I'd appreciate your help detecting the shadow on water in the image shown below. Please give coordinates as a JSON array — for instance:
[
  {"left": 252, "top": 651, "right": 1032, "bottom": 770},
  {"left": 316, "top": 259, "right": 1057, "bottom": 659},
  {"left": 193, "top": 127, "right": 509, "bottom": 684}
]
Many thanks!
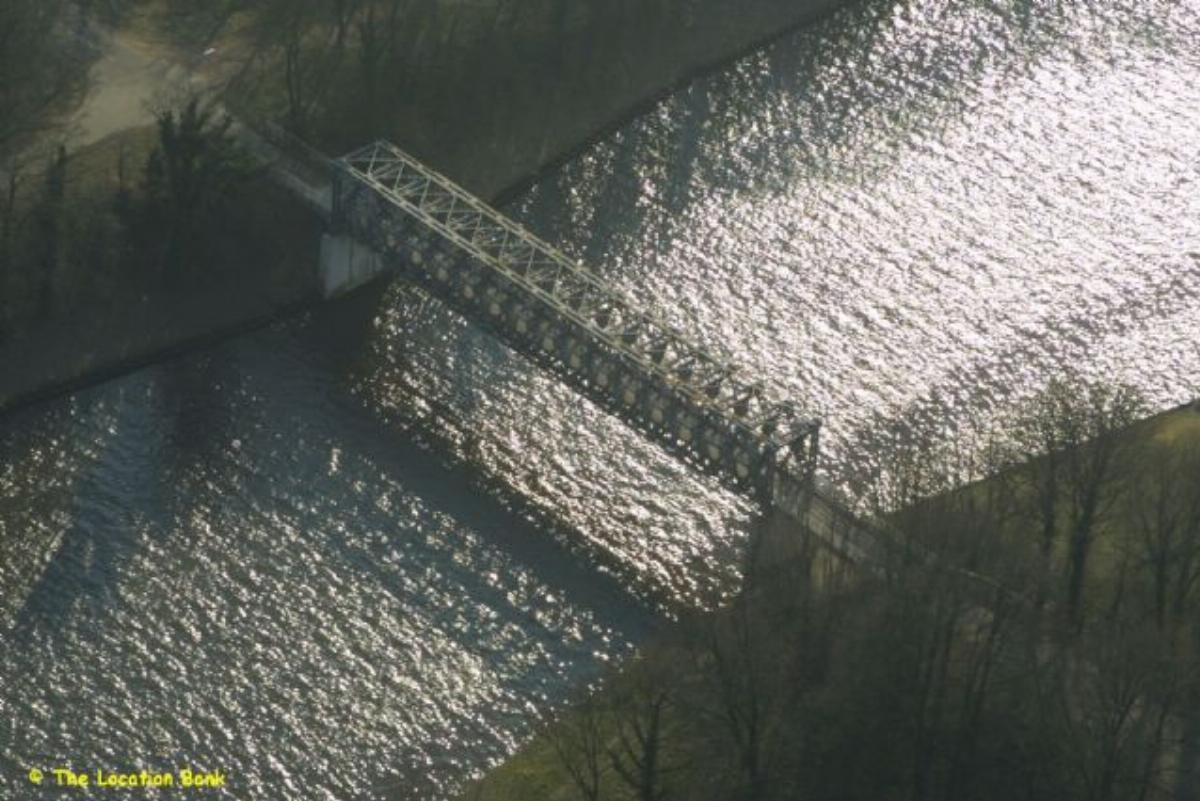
[
  {"left": 10, "top": 390, "right": 159, "bottom": 632},
  {"left": 834, "top": 262, "right": 1200, "bottom": 494},
  {"left": 313, "top": 275, "right": 397, "bottom": 365},
  {"left": 0, "top": 400, "right": 88, "bottom": 628},
  {"left": 533, "top": 0, "right": 1196, "bottom": 219},
  {"left": 273, "top": 296, "right": 660, "bottom": 630},
  {"left": 9, "top": 351, "right": 245, "bottom": 633},
  {"left": 664, "top": 82, "right": 712, "bottom": 213},
  {"left": 580, "top": 127, "right": 644, "bottom": 266},
  {"left": 2, "top": 290, "right": 655, "bottom": 801},
  {"left": 1, "top": 284, "right": 380, "bottom": 634},
  {"left": 328, "top": 403, "right": 655, "bottom": 638}
]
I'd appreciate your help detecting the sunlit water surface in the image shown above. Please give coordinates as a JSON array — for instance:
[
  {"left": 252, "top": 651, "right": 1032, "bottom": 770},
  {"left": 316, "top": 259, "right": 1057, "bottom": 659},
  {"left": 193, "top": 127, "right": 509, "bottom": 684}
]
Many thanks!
[{"left": 4, "top": 0, "right": 1200, "bottom": 798}]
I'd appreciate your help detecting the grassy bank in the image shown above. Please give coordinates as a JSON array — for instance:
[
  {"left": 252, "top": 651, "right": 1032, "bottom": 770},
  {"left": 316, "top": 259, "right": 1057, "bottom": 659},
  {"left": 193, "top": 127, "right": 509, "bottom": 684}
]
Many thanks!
[
  {"left": 1, "top": 0, "right": 852, "bottom": 415},
  {"left": 0, "top": 122, "right": 322, "bottom": 413},
  {"left": 201, "top": 0, "right": 850, "bottom": 200},
  {"left": 460, "top": 397, "right": 1200, "bottom": 801}
]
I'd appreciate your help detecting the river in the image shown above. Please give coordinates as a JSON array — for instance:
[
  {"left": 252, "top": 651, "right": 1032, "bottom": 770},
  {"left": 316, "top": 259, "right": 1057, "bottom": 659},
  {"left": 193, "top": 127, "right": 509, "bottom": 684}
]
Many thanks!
[{"left": 3, "top": 0, "right": 1199, "bottom": 798}]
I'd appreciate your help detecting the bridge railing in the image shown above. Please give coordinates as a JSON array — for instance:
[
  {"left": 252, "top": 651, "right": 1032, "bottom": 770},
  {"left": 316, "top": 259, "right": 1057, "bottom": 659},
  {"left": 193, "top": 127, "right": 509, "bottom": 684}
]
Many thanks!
[
  {"left": 221, "top": 98, "right": 333, "bottom": 191},
  {"left": 335, "top": 140, "right": 821, "bottom": 486},
  {"left": 331, "top": 141, "right": 1026, "bottom": 607}
]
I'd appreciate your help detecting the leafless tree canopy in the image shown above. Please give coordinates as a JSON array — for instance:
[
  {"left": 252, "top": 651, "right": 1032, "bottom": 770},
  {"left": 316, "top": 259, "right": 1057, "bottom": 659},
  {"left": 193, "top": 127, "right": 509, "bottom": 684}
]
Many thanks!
[
  {"left": 521, "top": 379, "right": 1200, "bottom": 801},
  {"left": 0, "top": 0, "right": 89, "bottom": 162}
]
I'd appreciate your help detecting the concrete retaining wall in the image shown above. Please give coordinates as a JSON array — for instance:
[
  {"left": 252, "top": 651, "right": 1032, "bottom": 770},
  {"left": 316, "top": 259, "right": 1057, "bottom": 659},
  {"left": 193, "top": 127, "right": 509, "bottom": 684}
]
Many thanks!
[{"left": 319, "top": 234, "right": 388, "bottom": 299}]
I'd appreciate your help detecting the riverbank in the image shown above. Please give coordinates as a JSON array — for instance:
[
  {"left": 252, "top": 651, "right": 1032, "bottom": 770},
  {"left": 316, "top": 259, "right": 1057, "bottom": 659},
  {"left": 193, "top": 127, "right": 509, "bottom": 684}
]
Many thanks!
[
  {"left": 385, "top": 0, "right": 853, "bottom": 202},
  {"left": 0, "top": 0, "right": 852, "bottom": 417},
  {"left": 0, "top": 125, "right": 323, "bottom": 415},
  {"left": 460, "top": 399, "right": 1200, "bottom": 801}
]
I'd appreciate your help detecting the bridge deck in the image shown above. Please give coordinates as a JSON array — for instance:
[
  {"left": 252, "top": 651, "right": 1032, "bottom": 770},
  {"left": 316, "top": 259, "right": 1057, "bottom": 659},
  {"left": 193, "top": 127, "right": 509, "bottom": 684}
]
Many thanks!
[{"left": 335, "top": 140, "right": 819, "bottom": 497}]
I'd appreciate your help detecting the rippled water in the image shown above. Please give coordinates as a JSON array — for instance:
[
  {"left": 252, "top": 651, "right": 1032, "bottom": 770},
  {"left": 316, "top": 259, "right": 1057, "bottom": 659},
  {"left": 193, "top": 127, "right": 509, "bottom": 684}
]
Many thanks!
[
  {"left": 363, "top": 0, "right": 1200, "bottom": 601},
  {"left": 0, "top": 324, "right": 649, "bottom": 800},
  {"left": 4, "top": 0, "right": 1200, "bottom": 798}
]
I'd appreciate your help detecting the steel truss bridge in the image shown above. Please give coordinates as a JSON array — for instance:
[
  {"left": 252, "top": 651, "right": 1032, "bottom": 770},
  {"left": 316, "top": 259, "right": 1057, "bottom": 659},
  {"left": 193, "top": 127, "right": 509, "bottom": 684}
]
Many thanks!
[{"left": 333, "top": 140, "right": 820, "bottom": 500}]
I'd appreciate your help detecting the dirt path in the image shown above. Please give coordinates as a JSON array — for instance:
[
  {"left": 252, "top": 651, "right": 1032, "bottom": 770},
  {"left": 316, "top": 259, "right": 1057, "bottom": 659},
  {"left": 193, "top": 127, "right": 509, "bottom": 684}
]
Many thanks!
[{"left": 65, "top": 18, "right": 237, "bottom": 150}]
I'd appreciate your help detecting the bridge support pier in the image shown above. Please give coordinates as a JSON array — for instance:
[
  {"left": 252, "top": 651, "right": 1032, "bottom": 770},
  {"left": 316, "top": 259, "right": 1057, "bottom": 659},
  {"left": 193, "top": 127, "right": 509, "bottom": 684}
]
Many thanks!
[
  {"left": 319, "top": 234, "right": 388, "bottom": 298},
  {"left": 745, "top": 504, "right": 814, "bottom": 592},
  {"left": 744, "top": 488, "right": 858, "bottom": 597}
]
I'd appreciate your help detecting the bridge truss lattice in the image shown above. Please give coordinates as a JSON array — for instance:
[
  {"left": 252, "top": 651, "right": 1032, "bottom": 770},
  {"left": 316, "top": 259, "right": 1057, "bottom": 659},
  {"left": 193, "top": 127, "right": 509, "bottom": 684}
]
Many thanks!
[{"left": 335, "top": 140, "right": 819, "bottom": 497}]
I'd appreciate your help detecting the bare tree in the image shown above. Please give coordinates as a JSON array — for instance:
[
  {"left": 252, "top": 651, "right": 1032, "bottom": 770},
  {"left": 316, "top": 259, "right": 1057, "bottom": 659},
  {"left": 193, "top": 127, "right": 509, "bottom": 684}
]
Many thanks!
[
  {"left": 0, "top": 158, "right": 28, "bottom": 332},
  {"left": 550, "top": 688, "right": 607, "bottom": 801},
  {"left": 1059, "top": 380, "right": 1145, "bottom": 622},
  {"left": 1169, "top": 443, "right": 1200, "bottom": 620},
  {"left": 1049, "top": 622, "right": 1187, "bottom": 801},
  {"left": 691, "top": 590, "right": 806, "bottom": 801},
  {"left": 328, "top": 0, "right": 365, "bottom": 52},
  {"left": 608, "top": 654, "right": 677, "bottom": 801},
  {"left": 1124, "top": 441, "right": 1200, "bottom": 628},
  {"left": 0, "top": 0, "right": 88, "bottom": 161},
  {"left": 1008, "top": 379, "right": 1078, "bottom": 594},
  {"left": 242, "top": 0, "right": 343, "bottom": 136},
  {"left": 1009, "top": 375, "right": 1145, "bottom": 622}
]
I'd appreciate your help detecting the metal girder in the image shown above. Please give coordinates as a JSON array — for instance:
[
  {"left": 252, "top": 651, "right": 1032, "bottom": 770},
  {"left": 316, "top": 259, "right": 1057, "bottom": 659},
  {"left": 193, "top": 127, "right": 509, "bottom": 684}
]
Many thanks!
[{"left": 336, "top": 140, "right": 820, "bottom": 481}]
